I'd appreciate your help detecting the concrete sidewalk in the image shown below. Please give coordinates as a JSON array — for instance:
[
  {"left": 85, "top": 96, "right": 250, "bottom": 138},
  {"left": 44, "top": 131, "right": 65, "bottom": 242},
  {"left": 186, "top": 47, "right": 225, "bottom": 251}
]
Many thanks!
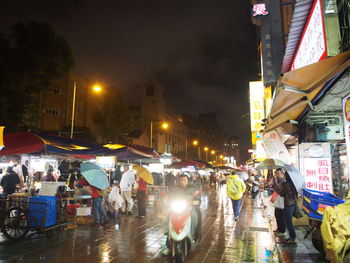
[{"left": 259, "top": 195, "right": 327, "bottom": 263}]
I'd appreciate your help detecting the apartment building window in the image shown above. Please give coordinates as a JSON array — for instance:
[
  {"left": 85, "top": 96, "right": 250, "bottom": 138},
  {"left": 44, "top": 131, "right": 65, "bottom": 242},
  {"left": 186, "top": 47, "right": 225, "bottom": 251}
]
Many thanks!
[
  {"left": 43, "top": 108, "right": 61, "bottom": 117},
  {"left": 146, "top": 85, "right": 155, "bottom": 96},
  {"left": 48, "top": 87, "right": 61, "bottom": 95}
]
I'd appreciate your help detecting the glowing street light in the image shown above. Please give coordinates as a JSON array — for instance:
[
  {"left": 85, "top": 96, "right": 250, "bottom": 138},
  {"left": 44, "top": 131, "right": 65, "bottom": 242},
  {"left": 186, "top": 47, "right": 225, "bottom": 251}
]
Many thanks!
[
  {"left": 161, "top": 122, "right": 169, "bottom": 130},
  {"left": 192, "top": 140, "right": 198, "bottom": 146},
  {"left": 150, "top": 121, "right": 169, "bottom": 148},
  {"left": 92, "top": 83, "right": 103, "bottom": 93},
  {"left": 204, "top": 147, "right": 209, "bottom": 162},
  {"left": 71, "top": 82, "right": 103, "bottom": 138}
]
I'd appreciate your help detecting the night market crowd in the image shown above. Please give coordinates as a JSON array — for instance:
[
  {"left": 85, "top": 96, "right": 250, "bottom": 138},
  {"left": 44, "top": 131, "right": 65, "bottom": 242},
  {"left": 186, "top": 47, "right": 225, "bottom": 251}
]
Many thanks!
[{"left": 0, "top": 162, "right": 299, "bottom": 248}]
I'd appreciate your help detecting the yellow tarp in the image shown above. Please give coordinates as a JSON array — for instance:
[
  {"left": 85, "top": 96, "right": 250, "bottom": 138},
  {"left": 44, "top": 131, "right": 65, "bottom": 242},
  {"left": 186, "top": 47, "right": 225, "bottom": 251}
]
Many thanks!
[
  {"left": 321, "top": 191, "right": 350, "bottom": 263},
  {"left": 265, "top": 51, "right": 350, "bottom": 131}
]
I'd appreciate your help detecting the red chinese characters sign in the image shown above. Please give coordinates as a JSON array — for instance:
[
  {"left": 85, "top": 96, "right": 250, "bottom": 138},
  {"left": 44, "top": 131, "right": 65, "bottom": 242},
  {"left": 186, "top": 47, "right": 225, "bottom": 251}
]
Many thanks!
[
  {"left": 299, "top": 143, "right": 333, "bottom": 193},
  {"left": 303, "top": 158, "right": 332, "bottom": 192}
]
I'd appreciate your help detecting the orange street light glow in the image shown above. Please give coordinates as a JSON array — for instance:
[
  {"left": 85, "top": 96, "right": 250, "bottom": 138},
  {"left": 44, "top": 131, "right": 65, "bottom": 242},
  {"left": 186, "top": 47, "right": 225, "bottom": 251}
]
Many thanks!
[
  {"left": 192, "top": 140, "right": 198, "bottom": 146},
  {"left": 161, "top": 122, "right": 169, "bottom": 129},
  {"left": 92, "top": 84, "right": 102, "bottom": 93}
]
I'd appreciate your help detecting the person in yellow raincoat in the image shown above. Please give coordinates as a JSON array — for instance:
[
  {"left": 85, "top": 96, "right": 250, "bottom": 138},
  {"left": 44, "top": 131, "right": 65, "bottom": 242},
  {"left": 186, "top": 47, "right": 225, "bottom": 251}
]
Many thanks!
[
  {"left": 227, "top": 172, "right": 246, "bottom": 221},
  {"left": 321, "top": 191, "right": 350, "bottom": 263}
]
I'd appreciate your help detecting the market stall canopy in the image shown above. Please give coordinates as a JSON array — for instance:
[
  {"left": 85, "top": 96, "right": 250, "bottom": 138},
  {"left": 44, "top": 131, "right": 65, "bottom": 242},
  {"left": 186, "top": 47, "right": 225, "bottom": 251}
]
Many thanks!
[
  {"left": 170, "top": 159, "right": 205, "bottom": 169},
  {"left": 102, "top": 144, "right": 159, "bottom": 161},
  {"left": 265, "top": 51, "right": 350, "bottom": 131},
  {"left": 0, "top": 131, "right": 106, "bottom": 157},
  {"left": 0, "top": 126, "right": 4, "bottom": 147}
]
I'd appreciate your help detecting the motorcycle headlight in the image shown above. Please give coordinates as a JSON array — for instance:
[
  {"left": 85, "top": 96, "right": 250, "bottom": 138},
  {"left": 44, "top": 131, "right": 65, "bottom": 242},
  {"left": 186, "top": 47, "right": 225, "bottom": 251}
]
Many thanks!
[{"left": 171, "top": 200, "right": 188, "bottom": 214}]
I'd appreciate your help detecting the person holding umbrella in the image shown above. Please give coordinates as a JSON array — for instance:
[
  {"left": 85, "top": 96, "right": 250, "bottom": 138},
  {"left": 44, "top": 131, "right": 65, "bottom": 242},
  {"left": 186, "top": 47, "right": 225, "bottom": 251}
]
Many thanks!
[
  {"left": 278, "top": 171, "right": 298, "bottom": 246},
  {"left": 80, "top": 162, "right": 110, "bottom": 227},
  {"left": 133, "top": 165, "right": 154, "bottom": 218},
  {"left": 135, "top": 176, "right": 148, "bottom": 218}
]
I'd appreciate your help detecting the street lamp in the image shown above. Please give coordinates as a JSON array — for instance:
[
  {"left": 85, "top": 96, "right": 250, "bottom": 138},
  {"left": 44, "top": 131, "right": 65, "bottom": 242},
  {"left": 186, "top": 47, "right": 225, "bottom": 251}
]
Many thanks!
[
  {"left": 192, "top": 140, "right": 201, "bottom": 160},
  {"left": 150, "top": 121, "right": 169, "bottom": 148},
  {"left": 204, "top": 147, "right": 209, "bottom": 162},
  {"left": 92, "top": 83, "right": 102, "bottom": 93},
  {"left": 219, "top": 155, "right": 224, "bottom": 164},
  {"left": 70, "top": 82, "right": 102, "bottom": 138}
]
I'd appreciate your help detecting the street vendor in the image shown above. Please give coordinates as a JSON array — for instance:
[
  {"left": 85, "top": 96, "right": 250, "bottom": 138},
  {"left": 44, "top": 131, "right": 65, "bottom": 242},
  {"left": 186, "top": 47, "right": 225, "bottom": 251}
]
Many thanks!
[{"left": 1, "top": 166, "right": 20, "bottom": 196}]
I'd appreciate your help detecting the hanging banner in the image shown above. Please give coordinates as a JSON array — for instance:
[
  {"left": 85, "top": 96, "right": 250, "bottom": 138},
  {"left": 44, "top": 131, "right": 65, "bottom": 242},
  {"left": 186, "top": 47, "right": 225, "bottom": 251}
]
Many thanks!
[
  {"left": 299, "top": 143, "right": 333, "bottom": 193},
  {"left": 262, "top": 130, "right": 292, "bottom": 164},
  {"left": 342, "top": 94, "right": 350, "bottom": 182}
]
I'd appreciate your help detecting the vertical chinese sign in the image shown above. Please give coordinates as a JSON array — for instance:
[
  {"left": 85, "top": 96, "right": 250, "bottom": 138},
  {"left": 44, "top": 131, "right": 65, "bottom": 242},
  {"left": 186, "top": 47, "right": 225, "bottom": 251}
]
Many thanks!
[
  {"left": 299, "top": 143, "right": 333, "bottom": 193},
  {"left": 342, "top": 94, "right": 350, "bottom": 182},
  {"left": 249, "top": 81, "right": 265, "bottom": 147}
]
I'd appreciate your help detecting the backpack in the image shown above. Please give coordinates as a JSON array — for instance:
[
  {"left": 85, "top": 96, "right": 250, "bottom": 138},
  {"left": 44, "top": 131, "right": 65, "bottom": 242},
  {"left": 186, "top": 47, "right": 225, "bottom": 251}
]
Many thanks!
[{"left": 98, "top": 188, "right": 109, "bottom": 198}]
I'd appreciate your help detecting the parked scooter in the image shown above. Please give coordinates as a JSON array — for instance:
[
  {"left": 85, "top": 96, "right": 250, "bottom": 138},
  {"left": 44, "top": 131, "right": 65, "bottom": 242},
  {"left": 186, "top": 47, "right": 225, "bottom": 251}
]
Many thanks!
[
  {"left": 247, "top": 176, "right": 260, "bottom": 199},
  {"left": 167, "top": 197, "right": 200, "bottom": 263}
]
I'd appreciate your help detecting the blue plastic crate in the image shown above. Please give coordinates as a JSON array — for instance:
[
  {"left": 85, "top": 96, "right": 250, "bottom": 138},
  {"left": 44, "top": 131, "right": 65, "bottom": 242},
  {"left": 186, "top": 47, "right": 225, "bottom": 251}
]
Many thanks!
[
  {"left": 302, "top": 189, "right": 344, "bottom": 220},
  {"left": 28, "top": 196, "right": 56, "bottom": 228}
]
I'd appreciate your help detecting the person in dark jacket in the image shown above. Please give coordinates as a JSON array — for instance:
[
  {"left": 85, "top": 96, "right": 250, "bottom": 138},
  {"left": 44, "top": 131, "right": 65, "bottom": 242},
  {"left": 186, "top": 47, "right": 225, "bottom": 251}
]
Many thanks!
[
  {"left": 273, "top": 169, "right": 286, "bottom": 237},
  {"left": 278, "top": 171, "right": 297, "bottom": 246},
  {"left": 1, "top": 166, "right": 20, "bottom": 196}
]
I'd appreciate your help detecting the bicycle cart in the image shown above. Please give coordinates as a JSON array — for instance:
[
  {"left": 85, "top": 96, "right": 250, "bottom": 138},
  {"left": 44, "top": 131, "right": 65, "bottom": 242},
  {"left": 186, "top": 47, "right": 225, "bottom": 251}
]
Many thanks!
[{"left": 0, "top": 191, "right": 68, "bottom": 241}]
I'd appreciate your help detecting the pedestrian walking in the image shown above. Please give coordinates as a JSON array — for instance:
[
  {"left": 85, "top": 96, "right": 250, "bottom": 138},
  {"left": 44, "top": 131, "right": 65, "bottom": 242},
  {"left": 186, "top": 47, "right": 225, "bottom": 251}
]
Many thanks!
[
  {"left": 90, "top": 185, "right": 109, "bottom": 226},
  {"left": 120, "top": 164, "right": 135, "bottom": 215},
  {"left": 227, "top": 171, "right": 246, "bottom": 221},
  {"left": 278, "top": 171, "right": 297, "bottom": 246},
  {"left": 136, "top": 177, "right": 147, "bottom": 218}
]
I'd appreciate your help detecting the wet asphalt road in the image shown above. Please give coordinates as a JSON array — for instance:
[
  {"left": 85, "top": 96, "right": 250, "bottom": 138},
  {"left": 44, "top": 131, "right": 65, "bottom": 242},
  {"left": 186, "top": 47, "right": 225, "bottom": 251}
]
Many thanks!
[{"left": 0, "top": 187, "right": 284, "bottom": 262}]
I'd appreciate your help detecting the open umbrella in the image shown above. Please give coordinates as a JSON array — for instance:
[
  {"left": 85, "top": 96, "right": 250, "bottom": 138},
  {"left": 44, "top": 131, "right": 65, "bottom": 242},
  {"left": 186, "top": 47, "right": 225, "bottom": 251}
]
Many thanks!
[
  {"left": 80, "top": 162, "right": 109, "bottom": 190},
  {"left": 256, "top": 158, "right": 285, "bottom": 170},
  {"left": 133, "top": 165, "right": 154, "bottom": 185},
  {"left": 284, "top": 164, "right": 305, "bottom": 192}
]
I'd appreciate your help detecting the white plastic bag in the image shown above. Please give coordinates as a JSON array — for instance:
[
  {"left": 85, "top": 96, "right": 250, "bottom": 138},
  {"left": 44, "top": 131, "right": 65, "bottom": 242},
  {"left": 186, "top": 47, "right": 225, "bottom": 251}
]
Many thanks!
[
  {"left": 274, "top": 195, "right": 284, "bottom": 209},
  {"left": 108, "top": 186, "right": 124, "bottom": 209}
]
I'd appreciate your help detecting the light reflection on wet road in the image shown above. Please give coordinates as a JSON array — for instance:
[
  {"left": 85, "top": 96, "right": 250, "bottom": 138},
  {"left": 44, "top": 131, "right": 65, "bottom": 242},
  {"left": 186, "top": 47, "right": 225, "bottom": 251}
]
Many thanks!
[{"left": 0, "top": 187, "right": 280, "bottom": 263}]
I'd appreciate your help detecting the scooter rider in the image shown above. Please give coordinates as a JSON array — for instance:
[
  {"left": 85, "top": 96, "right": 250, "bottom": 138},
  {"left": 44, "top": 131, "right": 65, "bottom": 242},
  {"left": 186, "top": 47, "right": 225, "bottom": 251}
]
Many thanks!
[
  {"left": 162, "top": 173, "right": 202, "bottom": 255},
  {"left": 172, "top": 173, "right": 202, "bottom": 241}
]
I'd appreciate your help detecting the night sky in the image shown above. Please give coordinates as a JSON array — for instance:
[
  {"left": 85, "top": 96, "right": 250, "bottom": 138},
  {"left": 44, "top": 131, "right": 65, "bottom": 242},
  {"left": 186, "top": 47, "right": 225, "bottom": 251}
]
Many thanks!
[{"left": 1, "top": 0, "right": 259, "bottom": 160}]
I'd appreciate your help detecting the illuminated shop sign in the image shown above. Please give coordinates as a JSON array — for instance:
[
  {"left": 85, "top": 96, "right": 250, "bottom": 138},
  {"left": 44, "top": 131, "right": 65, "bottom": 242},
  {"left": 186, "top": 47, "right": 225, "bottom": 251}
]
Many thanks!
[
  {"left": 253, "top": 4, "right": 269, "bottom": 16},
  {"left": 299, "top": 143, "right": 333, "bottom": 193},
  {"left": 291, "top": 0, "right": 327, "bottom": 70},
  {"left": 250, "top": 81, "right": 265, "bottom": 145}
]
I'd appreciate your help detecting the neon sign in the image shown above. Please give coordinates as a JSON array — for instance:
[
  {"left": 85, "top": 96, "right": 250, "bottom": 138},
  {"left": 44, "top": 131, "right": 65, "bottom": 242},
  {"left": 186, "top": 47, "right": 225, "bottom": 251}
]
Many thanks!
[{"left": 253, "top": 4, "right": 269, "bottom": 16}]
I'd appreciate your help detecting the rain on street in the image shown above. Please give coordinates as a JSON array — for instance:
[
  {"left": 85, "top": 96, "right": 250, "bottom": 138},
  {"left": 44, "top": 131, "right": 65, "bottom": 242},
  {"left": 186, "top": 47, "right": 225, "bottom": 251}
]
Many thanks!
[{"left": 0, "top": 187, "right": 279, "bottom": 263}]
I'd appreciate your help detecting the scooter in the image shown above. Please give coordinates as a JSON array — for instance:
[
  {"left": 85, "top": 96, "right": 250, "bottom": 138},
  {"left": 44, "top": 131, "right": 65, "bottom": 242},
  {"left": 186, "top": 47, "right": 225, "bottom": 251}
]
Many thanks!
[{"left": 167, "top": 198, "right": 200, "bottom": 263}]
